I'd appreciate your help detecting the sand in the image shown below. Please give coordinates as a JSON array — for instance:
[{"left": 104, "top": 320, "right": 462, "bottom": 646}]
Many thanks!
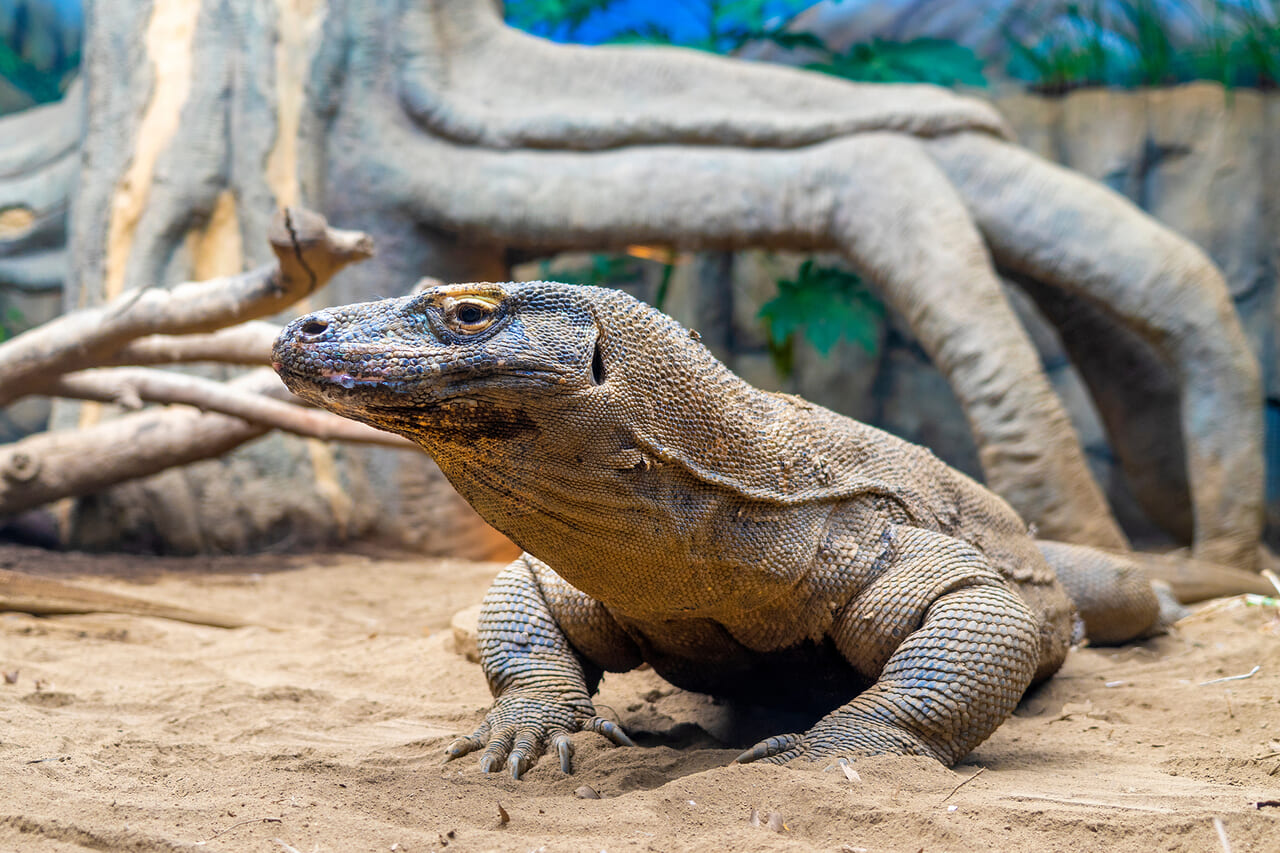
[{"left": 0, "top": 543, "right": 1277, "bottom": 852}]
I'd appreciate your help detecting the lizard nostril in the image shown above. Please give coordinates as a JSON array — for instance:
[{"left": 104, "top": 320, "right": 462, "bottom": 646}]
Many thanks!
[{"left": 300, "top": 318, "right": 329, "bottom": 339}]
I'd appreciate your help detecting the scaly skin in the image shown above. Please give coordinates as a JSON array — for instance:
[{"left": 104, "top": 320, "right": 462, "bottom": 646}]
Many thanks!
[{"left": 273, "top": 280, "right": 1168, "bottom": 777}]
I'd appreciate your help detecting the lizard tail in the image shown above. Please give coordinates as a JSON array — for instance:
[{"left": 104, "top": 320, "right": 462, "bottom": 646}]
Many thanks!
[
  {"left": 1035, "top": 541, "right": 1275, "bottom": 647},
  {"left": 1036, "top": 540, "right": 1163, "bottom": 645}
]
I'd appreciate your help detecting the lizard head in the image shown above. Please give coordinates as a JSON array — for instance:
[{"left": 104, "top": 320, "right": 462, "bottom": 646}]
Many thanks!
[{"left": 271, "top": 280, "right": 605, "bottom": 446}]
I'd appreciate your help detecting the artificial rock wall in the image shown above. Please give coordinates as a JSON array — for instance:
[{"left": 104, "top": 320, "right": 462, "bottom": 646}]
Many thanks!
[
  {"left": 3, "top": 82, "right": 1276, "bottom": 550},
  {"left": 566, "top": 83, "right": 1280, "bottom": 549}
]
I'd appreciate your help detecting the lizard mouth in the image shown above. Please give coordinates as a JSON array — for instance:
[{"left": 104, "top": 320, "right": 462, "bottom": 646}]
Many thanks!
[
  {"left": 271, "top": 362, "right": 389, "bottom": 410},
  {"left": 274, "top": 355, "right": 568, "bottom": 408},
  {"left": 312, "top": 367, "right": 391, "bottom": 390}
]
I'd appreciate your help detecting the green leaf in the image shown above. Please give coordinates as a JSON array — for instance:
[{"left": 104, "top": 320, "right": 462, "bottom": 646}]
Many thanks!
[
  {"left": 806, "top": 38, "right": 987, "bottom": 87},
  {"left": 1004, "top": 0, "right": 1280, "bottom": 93},
  {"left": 540, "top": 253, "right": 642, "bottom": 288},
  {"left": 503, "top": 0, "right": 616, "bottom": 37},
  {"left": 0, "top": 305, "right": 26, "bottom": 343},
  {"left": 0, "top": 40, "right": 71, "bottom": 104},
  {"left": 758, "top": 261, "right": 884, "bottom": 376}
]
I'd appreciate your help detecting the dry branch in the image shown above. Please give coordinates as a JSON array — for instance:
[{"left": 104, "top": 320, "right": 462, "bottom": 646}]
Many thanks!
[
  {"left": 101, "top": 322, "right": 281, "bottom": 366},
  {"left": 0, "top": 370, "right": 415, "bottom": 518},
  {"left": 0, "top": 374, "right": 274, "bottom": 516},
  {"left": 47, "top": 366, "right": 413, "bottom": 448},
  {"left": 0, "top": 568, "right": 248, "bottom": 628},
  {"left": 0, "top": 207, "right": 371, "bottom": 407},
  {"left": 0, "top": 207, "right": 389, "bottom": 520}
]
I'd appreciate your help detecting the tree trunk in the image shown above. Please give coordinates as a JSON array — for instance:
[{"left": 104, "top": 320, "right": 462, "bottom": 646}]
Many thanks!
[{"left": 60, "top": 0, "right": 513, "bottom": 559}]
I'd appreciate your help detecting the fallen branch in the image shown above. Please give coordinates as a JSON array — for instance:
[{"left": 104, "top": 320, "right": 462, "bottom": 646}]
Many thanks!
[
  {"left": 939, "top": 766, "right": 986, "bottom": 804},
  {"left": 0, "top": 207, "right": 371, "bottom": 407},
  {"left": 0, "top": 371, "right": 415, "bottom": 518},
  {"left": 101, "top": 322, "right": 281, "bottom": 366},
  {"left": 47, "top": 367, "right": 414, "bottom": 448},
  {"left": 1199, "top": 666, "right": 1261, "bottom": 686},
  {"left": 0, "top": 568, "right": 248, "bottom": 628},
  {"left": 0, "top": 380, "right": 271, "bottom": 516}
]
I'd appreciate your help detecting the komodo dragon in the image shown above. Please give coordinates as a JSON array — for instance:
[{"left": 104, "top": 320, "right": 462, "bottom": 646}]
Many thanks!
[{"left": 273, "top": 280, "right": 1189, "bottom": 777}]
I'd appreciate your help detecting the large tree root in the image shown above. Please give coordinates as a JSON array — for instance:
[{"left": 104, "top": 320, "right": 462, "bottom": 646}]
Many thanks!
[
  {"left": 927, "top": 135, "right": 1263, "bottom": 569},
  {"left": 301, "top": 1, "right": 1262, "bottom": 564},
  {"left": 372, "top": 126, "right": 1128, "bottom": 548}
]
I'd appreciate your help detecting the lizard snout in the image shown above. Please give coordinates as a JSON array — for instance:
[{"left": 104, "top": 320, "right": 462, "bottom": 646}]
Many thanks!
[{"left": 272, "top": 312, "right": 339, "bottom": 378}]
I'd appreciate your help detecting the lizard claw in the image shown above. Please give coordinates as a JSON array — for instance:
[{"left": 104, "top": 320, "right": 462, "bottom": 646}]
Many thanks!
[
  {"left": 507, "top": 751, "right": 530, "bottom": 780},
  {"left": 584, "top": 716, "right": 635, "bottom": 747},
  {"left": 554, "top": 733, "right": 574, "bottom": 773},
  {"left": 735, "top": 732, "right": 803, "bottom": 765},
  {"left": 443, "top": 730, "right": 488, "bottom": 763},
  {"left": 505, "top": 726, "right": 543, "bottom": 779},
  {"left": 444, "top": 693, "right": 631, "bottom": 777},
  {"left": 479, "top": 729, "right": 517, "bottom": 773}
]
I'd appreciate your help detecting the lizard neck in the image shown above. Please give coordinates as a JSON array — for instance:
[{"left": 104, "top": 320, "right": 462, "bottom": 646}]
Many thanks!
[{"left": 415, "top": 409, "right": 827, "bottom": 622}]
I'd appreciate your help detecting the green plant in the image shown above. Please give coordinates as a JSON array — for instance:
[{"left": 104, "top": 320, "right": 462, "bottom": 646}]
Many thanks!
[
  {"left": 1008, "top": 0, "right": 1280, "bottom": 93},
  {"left": 0, "top": 305, "right": 25, "bottom": 343},
  {"left": 537, "top": 253, "right": 641, "bottom": 289},
  {"left": 1121, "top": 0, "right": 1180, "bottom": 85},
  {"left": 805, "top": 37, "right": 987, "bottom": 86},
  {"left": 0, "top": 38, "right": 74, "bottom": 104},
  {"left": 1006, "top": 2, "right": 1128, "bottom": 92},
  {"left": 0, "top": 0, "right": 81, "bottom": 107},
  {"left": 503, "top": 0, "right": 616, "bottom": 39},
  {"left": 537, "top": 251, "right": 679, "bottom": 311},
  {"left": 758, "top": 260, "right": 884, "bottom": 377},
  {"left": 1217, "top": 0, "right": 1279, "bottom": 88}
]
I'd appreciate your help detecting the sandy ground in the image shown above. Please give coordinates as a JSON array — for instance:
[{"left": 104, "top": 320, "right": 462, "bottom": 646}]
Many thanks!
[{"left": 0, "top": 543, "right": 1277, "bottom": 853}]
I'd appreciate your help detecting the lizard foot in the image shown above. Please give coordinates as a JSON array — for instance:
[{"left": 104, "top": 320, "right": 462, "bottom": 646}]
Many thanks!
[
  {"left": 735, "top": 732, "right": 804, "bottom": 765},
  {"left": 735, "top": 715, "right": 940, "bottom": 765},
  {"left": 444, "top": 690, "right": 634, "bottom": 779}
]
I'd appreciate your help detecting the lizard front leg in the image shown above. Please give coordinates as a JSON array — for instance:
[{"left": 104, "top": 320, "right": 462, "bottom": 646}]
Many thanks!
[
  {"left": 739, "top": 526, "right": 1041, "bottom": 766},
  {"left": 447, "top": 554, "right": 642, "bottom": 778}
]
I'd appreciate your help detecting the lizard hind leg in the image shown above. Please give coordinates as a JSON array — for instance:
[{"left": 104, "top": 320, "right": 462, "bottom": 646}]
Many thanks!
[
  {"left": 739, "top": 525, "right": 1043, "bottom": 767},
  {"left": 1036, "top": 540, "right": 1179, "bottom": 645}
]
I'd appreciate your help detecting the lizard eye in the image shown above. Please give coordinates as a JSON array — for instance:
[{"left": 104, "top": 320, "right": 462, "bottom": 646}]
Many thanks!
[{"left": 448, "top": 299, "right": 497, "bottom": 333}]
